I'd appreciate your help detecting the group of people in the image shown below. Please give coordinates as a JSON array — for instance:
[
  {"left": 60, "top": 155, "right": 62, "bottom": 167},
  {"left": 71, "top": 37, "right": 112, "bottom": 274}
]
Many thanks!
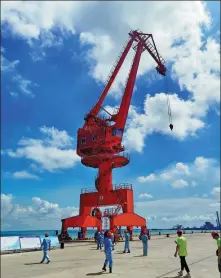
[{"left": 39, "top": 229, "right": 221, "bottom": 276}]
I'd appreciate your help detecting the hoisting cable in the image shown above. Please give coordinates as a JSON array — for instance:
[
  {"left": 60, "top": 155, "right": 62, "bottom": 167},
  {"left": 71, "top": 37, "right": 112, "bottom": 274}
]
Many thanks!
[{"left": 164, "top": 75, "right": 173, "bottom": 131}]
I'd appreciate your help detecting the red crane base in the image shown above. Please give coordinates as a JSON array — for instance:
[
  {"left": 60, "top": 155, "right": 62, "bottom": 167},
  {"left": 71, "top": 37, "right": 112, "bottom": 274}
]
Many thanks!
[{"left": 61, "top": 185, "right": 146, "bottom": 239}]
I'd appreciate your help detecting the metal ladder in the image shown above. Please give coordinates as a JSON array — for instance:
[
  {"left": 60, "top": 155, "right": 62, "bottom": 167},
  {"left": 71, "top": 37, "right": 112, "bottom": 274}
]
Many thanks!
[
  {"left": 104, "top": 36, "right": 131, "bottom": 86},
  {"left": 145, "top": 40, "right": 165, "bottom": 65}
]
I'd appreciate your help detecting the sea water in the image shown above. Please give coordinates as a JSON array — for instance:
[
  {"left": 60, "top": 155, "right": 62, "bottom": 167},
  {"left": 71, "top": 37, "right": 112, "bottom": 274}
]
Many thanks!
[{"left": 0, "top": 229, "right": 203, "bottom": 238}]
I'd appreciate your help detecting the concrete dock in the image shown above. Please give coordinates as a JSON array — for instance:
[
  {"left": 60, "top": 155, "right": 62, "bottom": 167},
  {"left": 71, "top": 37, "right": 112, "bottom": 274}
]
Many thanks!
[{"left": 1, "top": 234, "right": 219, "bottom": 278}]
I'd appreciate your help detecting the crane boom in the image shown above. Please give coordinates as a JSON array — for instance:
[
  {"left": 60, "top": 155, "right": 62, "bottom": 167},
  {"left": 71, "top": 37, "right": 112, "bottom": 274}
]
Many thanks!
[
  {"left": 115, "top": 40, "right": 143, "bottom": 129},
  {"left": 87, "top": 37, "right": 134, "bottom": 118},
  {"left": 86, "top": 31, "right": 167, "bottom": 122}
]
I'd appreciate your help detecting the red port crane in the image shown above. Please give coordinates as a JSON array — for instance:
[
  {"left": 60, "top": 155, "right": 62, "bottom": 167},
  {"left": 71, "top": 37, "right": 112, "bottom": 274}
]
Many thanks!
[{"left": 61, "top": 30, "right": 173, "bottom": 239}]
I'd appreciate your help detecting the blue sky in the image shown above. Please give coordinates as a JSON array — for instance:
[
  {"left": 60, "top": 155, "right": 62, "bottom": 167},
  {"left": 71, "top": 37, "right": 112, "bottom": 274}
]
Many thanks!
[{"left": 1, "top": 1, "right": 220, "bottom": 231}]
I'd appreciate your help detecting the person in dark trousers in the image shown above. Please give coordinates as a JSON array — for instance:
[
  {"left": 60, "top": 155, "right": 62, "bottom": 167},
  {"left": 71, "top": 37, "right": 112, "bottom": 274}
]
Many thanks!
[
  {"left": 174, "top": 229, "right": 191, "bottom": 277},
  {"left": 96, "top": 232, "right": 102, "bottom": 250},
  {"left": 211, "top": 232, "right": 221, "bottom": 273},
  {"left": 139, "top": 230, "right": 148, "bottom": 256},
  {"left": 123, "top": 229, "right": 131, "bottom": 253}
]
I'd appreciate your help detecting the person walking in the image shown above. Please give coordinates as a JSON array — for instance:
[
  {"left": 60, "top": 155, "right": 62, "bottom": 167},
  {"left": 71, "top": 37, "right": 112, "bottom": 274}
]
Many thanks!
[
  {"left": 174, "top": 229, "right": 191, "bottom": 277},
  {"left": 123, "top": 229, "right": 131, "bottom": 253},
  {"left": 102, "top": 231, "right": 114, "bottom": 273},
  {"left": 40, "top": 233, "right": 51, "bottom": 264},
  {"left": 211, "top": 231, "right": 221, "bottom": 273},
  {"left": 96, "top": 232, "right": 102, "bottom": 250},
  {"left": 139, "top": 230, "right": 148, "bottom": 256}
]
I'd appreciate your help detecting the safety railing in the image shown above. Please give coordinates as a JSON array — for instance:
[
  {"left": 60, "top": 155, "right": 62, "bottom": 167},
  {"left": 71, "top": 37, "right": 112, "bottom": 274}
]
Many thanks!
[
  {"left": 81, "top": 188, "right": 97, "bottom": 194},
  {"left": 103, "top": 208, "right": 116, "bottom": 217},
  {"left": 120, "top": 152, "right": 130, "bottom": 160},
  {"left": 113, "top": 183, "right": 132, "bottom": 190}
]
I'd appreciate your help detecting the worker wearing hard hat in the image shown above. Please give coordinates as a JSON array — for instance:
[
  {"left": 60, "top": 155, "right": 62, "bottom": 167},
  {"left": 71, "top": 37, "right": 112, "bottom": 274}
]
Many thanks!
[
  {"left": 211, "top": 232, "right": 221, "bottom": 273},
  {"left": 123, "top": 229, "right": 131, "bottom": 253},
  {"left": 139, "top": 230, "right": 148, "bottom": 256},
  {"left": 40, "top": 233, "right": 51, "bottom": 264},
  {"left": 102, "top": 231, "right": 114, "bottom": 273},
  {"left": 96, "top": 232, "right": 102, "bottom": 250},
  {"left": 174, "top": 230, "right": 191, "bottom": 277}
]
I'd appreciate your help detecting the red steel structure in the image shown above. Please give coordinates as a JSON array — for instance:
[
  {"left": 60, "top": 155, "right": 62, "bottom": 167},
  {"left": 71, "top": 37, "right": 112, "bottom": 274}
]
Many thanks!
[{"left": 61, "top": 30, "right": 173, "bottom": 239}]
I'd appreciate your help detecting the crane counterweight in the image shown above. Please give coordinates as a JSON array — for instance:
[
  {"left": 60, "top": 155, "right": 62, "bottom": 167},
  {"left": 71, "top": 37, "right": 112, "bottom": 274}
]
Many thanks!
[{"left": 61, "top": 30, "right": 173, "bottom": 239}]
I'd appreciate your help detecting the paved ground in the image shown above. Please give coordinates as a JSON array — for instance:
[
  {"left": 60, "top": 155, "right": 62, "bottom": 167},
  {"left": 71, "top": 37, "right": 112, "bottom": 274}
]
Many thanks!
[{"left": 1, "top": 234, "right": 219, "bottom": 278}]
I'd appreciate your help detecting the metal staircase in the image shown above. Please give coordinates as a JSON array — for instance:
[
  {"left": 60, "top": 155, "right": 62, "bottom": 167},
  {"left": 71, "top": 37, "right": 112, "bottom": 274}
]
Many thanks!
[{"left": 104, "top": 37, "right": 131, "bottom": 86}]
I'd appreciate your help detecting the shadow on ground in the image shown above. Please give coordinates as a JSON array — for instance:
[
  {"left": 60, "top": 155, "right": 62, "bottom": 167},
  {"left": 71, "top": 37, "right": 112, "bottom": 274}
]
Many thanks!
[
  {"left": 86, "top": 271, "right": 108, "bottom": 276},
  {"left": 24, "top": 263, "right": 42, "bottom": 265},
  {"left": 156, "top": 254, "right": 215, "bottom": 278},
  {"left": 162, "top": 276, "right": 180, "bottom": 278}
]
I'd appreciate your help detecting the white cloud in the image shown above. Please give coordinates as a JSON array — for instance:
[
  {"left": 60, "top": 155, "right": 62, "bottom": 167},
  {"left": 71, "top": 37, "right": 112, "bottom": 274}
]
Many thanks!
[
  {"left": 9, "top": 92, "right": 18, "bottom": 97},
  {"left": 171, "top": 179, "right": 189, "bottom": 189},
  {"left": 137, "top": 173, "right": 156, "bottom": 183},
  {"left": 12, "top": 170, "right": 40, "bottom": 180},
  {"left": 176, "top": 162, "right": 190, "bottom": 176},
  {"left": 1, "top": 191, "right": 219, "bottom": 230},
  {"left": 39, "top": 126, "right": 73, "bottom": 148},
  {"left": 161, "top": 214, "right": 216, "bottom": 223},
  {"left": 1, "top": 2, "right": 220, "bottom": 151},
  {"left": 138, "top": 193, "right": 153, "bottom": 199},
  {"left": 191, "top": 181, "right": 197, "bottom": 187},
  {"left": 3, "top": 126, "right": 80, "bottom": 172},
  {"left": 135, "top": 197, "right": 218, "bottom": 228},
  {"left": 211, "top": 187, "right": 220, "bottom": 199},
  {"left": 1, "top": 49, "right": 36, "bottom": 97},
  {"left": 209, "top": 203, "right": 220, "bottom": 208},
  {"left": 194, "top": 156, "right": 211, "bottom": 170},
  {"left": 1, "top": 56, "right": 20, "bottom": 72},
  {"left": 1, "top": 193, "right": 79, "bottom": 230},
  {"left": 215, "top": 108, "right": 220, "bottom": 116},
  {"left": 1, "top": 194, "right": 13, "bottom": 219},
  {"left": 12, "top": 74, "right": 36, "bottom": 97},
  {"left": 137, "top": 156, "right": 220, "bottom": 190}
]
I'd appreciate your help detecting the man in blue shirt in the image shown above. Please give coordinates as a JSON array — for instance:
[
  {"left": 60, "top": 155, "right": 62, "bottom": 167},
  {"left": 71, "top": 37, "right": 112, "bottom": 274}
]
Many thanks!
[
  {"left": 139, "top": 230, "right": 148, "bottom": 256},
  {"left": 96, "top": 232, "right": 102, "bottom": 250},
  {"left": 123, "top": 229, "right": 131, "bottom": 253},
  {"left": 40, "top": 233, "right": 51, "bottom": 264},
  {"left": 102, "top": 231, "right": 114, "bottom": 273}
]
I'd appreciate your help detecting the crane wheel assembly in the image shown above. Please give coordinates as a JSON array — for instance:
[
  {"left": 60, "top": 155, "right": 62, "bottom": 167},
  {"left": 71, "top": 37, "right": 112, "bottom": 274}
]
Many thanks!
[{"left": 61, "top": 30, "right": 173, "bottom": 240}]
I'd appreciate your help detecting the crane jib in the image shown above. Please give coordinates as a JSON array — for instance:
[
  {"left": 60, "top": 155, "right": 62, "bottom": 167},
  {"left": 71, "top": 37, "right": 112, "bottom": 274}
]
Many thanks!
[{"left": 85, "top": 30, "right": 173, "bottom": 132}]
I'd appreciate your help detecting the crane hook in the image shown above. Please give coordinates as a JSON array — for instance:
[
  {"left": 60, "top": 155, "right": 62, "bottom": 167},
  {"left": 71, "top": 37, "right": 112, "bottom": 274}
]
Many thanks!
[{"left": 169, "top": 124, "right": 173, "bottom": 131}]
